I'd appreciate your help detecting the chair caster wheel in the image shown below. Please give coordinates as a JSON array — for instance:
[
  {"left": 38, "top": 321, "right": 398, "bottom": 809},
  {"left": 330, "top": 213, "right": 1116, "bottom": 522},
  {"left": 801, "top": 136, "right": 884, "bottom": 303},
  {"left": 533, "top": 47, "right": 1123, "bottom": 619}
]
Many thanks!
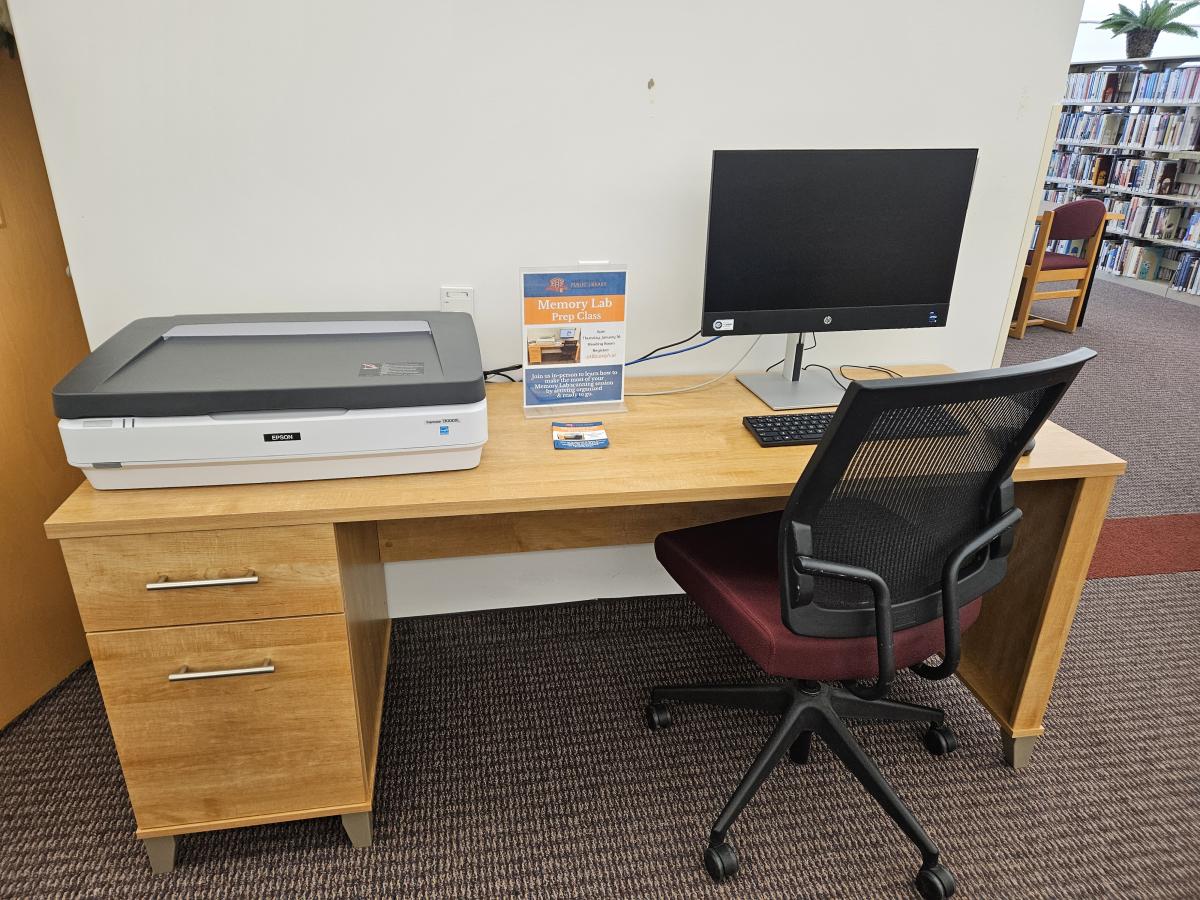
[
  {"left": 923, "top": 724, "right": 957, "bottom": 756},
  {"left": 915, "top": 863, "right": 956, "bottom": 899},
  {"left": 703, "top": 842, "right": 739, "bottom": 883},
  {"left": 645, "top": 702, "right": 672, "bottom": 730}
]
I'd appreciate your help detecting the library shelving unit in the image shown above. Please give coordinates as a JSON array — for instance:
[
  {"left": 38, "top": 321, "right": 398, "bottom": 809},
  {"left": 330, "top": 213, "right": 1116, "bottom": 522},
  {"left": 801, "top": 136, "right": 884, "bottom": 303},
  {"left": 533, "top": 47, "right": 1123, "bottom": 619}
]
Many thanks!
[{"left": 1047, "top": 53, "right": 1200, "bottom": 295}]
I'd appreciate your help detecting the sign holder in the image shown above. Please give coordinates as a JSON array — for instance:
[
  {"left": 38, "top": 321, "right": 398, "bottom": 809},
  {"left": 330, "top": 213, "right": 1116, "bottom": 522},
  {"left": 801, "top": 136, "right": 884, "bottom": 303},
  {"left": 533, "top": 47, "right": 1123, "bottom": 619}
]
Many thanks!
[{"left": 520, "top": 265, "right": 628, "bottom": 419}]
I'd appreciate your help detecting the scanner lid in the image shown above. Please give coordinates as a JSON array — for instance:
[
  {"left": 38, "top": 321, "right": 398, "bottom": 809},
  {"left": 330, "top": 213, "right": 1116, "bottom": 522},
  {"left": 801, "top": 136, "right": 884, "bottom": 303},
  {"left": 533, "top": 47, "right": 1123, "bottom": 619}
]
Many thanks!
[{"left": 53, "top": 311, "right": 485, "bottom": 418}]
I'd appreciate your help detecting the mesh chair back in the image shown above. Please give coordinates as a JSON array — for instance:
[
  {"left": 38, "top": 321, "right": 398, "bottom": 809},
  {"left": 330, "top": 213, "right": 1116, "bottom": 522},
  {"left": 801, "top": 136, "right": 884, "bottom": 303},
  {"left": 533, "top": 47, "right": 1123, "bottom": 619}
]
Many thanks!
[
  {"left": 1047, "top": 198, "right": 1106, "bottom": 241},
  {"left": 778, "top": 349, "right": 1095, "bottom": 638}
]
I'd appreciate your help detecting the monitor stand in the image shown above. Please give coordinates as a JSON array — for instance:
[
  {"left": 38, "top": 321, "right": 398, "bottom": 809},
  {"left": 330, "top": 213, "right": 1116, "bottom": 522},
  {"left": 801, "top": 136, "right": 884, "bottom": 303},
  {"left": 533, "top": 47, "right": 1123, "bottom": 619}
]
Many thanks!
[{"left": 737, "top": 333, "right": 846, "bottom": 411}]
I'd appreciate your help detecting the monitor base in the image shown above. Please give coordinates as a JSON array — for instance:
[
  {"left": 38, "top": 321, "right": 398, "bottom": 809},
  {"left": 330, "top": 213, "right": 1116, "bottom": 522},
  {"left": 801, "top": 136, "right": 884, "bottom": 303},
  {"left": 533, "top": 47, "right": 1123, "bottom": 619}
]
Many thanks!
[{"left": 737, "top": 371, "right": 846, "bottom": 411}]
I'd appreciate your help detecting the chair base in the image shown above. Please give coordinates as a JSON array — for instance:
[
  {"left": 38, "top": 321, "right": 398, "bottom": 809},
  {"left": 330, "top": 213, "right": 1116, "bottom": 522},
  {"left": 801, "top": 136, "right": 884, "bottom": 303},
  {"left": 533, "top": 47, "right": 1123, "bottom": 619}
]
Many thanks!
[{"left": 647, "top": 679, "right": 956, "bottom": 897}]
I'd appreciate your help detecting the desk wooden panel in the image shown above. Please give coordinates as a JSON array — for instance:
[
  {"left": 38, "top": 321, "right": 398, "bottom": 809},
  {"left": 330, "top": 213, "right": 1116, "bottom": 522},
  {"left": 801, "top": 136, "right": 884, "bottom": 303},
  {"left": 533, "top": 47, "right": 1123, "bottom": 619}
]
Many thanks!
[
  {"left": 45, "top": 369, "right": 1124, "bottom": 870},
  {"left": 55, "top": 520, "right": 389, "bottom": 873},
  {"left": 62, "top": 524, "right": 344, "bottom": 631},
  {"left": 44, "top": 368, "right": 1123, "bottom": 540},
  {"left": 88, "top": 614, "right": 367, "bottom": 829}
]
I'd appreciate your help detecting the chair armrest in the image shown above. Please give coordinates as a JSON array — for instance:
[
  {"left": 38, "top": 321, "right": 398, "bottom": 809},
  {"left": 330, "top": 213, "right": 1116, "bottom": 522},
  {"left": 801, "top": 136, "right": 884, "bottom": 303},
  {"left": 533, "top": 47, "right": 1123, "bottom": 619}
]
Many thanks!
[
  {"left": 796, "top": 557, "right": 894, "bottom": 700},
  {"left": 911, "top": 507, "right": 1024, "bottom": 681}
]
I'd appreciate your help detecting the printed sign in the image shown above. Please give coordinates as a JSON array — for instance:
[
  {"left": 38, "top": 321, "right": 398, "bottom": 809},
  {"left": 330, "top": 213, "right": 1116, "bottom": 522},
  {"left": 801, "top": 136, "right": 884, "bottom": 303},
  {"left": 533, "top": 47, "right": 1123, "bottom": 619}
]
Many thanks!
[{"left": 521, "top": 267, "right": 627, "bottom": 413}]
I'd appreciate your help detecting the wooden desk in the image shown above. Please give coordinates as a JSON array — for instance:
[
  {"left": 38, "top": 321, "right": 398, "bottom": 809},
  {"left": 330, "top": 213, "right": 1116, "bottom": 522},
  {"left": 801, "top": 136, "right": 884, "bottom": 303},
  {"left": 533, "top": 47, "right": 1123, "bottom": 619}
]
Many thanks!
[
  {"left": 45, "top": 367, "right": 1125, "bottom": 872},
  {"left": 527, "top": 339, "right": 579, "bottom": 364}
]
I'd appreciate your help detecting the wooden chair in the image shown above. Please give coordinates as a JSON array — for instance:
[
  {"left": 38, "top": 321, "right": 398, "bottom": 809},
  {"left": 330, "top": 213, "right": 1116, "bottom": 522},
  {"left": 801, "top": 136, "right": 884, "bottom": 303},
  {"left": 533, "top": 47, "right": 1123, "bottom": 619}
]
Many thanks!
[{"left": 1009, "top": 199, "right": 1112, "bottom": 340}]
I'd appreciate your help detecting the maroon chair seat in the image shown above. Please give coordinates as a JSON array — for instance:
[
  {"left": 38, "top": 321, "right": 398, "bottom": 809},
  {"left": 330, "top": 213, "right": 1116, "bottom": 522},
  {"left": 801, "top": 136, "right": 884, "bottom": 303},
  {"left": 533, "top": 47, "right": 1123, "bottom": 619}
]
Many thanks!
[
  {"left": 655, "top": 511, "right": 982, "bottom": 682},
  {"left": 1026, "top": 249, "right": 1087, "bottom": 271}
]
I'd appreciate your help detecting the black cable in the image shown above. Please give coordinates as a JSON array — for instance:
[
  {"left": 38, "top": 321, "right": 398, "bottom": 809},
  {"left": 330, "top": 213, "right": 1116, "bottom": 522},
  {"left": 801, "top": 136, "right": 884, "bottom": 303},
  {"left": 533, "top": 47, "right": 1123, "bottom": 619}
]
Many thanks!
[
  {"left": 485, "top": 329, "right": 706, "bottom": 378},
  {"left": 483, "top": 364, "right": 521, "bottom": 377},
  {"left": 802, "top": 363, "right": 848, "bottom": 389},
  {"left": 766, "top": 332, "right": 816, "bottom": 373},
  {"left": 485, "top": 371, "right": 516, "bottom": 382},
  {"left": 630, "top": 329, "right": 701, "bottom": 363},
  {"left": 839, "top": 364, "right": 902, "bottom": 380}
]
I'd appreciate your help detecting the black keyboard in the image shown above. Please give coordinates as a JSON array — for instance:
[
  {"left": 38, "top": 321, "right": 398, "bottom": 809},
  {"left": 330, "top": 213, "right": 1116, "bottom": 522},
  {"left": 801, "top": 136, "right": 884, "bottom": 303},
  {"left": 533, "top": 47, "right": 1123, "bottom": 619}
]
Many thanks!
[
  {"left": 744, "top": 408, "right": 967, "bottom": 447},
  {"left": 744, "top": 412, "right": 837, "bottom": 446}
]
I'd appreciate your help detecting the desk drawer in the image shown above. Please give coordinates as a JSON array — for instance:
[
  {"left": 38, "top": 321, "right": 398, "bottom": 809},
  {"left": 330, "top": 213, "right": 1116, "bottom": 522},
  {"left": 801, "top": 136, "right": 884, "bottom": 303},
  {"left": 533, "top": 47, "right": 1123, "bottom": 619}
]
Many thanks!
[
  {"left": 62, "top": 524, "right": 343, "bottom": 631},
  {"left": 88, "top": 614, "right": 366, "bottom": 830}
]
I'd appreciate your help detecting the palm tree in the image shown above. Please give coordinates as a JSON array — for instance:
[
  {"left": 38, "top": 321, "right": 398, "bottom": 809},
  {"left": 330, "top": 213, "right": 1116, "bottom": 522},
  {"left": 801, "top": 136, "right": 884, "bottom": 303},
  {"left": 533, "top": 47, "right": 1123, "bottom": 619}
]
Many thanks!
[{"left": 1098, "top": 1, "right": 1200, "bottom": 59}]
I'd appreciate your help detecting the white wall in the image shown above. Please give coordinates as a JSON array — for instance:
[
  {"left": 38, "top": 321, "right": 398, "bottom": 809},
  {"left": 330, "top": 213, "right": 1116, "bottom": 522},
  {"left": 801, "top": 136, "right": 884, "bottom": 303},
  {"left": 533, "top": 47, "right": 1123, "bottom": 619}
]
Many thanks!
[
  {"left": 384, "top": 545, "right": 682, "bottom": 618},
  {"left": 12, "top": 0, "right": 1082, "bottom": 377}
]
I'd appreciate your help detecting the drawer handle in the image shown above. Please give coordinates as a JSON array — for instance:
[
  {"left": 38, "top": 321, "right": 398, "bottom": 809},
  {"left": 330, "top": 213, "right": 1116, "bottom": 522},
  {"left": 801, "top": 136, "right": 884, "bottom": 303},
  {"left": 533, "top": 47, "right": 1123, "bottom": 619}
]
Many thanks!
[
  {"left": 168, "top": 659, "right": 275, "bottom": 682},
  {"left": 146, "top": 572, "right": 259, "bottom": 591}
]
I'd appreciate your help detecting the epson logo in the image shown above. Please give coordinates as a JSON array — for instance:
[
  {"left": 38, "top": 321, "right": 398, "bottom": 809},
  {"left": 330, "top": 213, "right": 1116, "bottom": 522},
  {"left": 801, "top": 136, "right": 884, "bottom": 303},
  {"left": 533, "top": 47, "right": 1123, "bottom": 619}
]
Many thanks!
[{"left": 264, "top": 432, "right": 301, "bottom": 442}]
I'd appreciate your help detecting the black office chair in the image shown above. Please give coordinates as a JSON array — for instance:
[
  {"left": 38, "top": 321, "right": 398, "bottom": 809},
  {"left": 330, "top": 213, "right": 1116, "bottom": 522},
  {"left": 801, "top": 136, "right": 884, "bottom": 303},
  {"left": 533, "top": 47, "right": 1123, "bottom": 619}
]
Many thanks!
[{"left": 645, "top": 348, "right": 1095, "bottom": 899}]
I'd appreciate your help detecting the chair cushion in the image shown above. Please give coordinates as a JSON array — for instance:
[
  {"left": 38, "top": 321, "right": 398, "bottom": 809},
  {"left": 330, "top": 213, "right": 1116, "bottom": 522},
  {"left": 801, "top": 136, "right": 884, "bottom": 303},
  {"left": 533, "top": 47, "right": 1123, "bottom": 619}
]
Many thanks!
[
  {"left": 1027, "top": 250, "right": 1087, "bottom": 271},
  {"left": 654, "top": 512, "right": 983, "bottom": 682}
]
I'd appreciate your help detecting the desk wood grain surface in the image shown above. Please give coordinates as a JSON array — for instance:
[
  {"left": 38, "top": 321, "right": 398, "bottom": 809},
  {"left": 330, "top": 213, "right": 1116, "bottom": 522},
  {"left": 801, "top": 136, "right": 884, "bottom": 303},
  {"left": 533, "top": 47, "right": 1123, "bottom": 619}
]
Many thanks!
[{"left": 45, "top": 367, "right": 1126, "bottom": 540}]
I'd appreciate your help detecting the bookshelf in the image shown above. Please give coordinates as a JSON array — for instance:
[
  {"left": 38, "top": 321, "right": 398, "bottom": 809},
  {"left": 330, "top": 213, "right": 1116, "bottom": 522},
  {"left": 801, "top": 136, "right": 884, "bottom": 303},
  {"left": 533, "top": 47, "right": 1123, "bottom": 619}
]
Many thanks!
[{"left": 1046, "top": 54, "right": 1200, "bottom": 294}]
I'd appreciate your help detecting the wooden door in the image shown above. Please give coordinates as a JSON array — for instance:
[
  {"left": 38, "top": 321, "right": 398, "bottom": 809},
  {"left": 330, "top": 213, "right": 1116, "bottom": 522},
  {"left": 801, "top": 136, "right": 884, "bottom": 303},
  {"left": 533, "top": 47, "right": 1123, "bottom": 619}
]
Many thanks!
[{"left": 0, "top": 49, "right": 91, "bottom": 727}]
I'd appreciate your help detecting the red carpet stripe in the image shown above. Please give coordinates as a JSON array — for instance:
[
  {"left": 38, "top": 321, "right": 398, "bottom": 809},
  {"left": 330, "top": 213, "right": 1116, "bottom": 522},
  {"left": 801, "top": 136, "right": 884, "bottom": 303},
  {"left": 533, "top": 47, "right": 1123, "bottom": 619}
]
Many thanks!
[{"left": 1088, "top": 514, "right": 1200, "bottom": 579}]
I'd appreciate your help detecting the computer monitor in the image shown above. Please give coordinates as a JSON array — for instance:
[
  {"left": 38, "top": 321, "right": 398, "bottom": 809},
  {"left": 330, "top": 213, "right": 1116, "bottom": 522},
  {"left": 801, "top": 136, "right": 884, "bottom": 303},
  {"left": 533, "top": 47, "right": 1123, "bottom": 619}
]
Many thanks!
[{"left": 701, "top": 148, "right": 977, "bottom": 409}]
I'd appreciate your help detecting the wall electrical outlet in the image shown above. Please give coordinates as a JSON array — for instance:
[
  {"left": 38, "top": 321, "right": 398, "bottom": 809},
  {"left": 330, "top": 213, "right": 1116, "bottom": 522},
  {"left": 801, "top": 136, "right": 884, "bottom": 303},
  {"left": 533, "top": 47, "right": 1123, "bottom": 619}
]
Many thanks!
[{"left": 439, "top": 286, "right": 474, "bottom": 318}]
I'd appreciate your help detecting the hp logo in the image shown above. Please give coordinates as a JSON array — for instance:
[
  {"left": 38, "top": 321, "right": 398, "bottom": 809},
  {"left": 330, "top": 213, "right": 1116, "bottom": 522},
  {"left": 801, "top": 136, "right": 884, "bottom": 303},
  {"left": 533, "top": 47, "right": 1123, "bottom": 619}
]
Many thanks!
[{"left": 823, "top": 315, "right": 832, "bottom": 325}]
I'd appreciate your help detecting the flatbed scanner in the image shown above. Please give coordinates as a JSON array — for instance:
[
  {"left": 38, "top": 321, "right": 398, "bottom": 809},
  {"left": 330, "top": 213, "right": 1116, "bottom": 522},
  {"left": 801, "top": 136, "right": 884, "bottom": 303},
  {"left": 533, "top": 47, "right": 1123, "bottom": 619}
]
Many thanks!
[{"left": 53, "top": 312, "right": 488, "bottom": 489}]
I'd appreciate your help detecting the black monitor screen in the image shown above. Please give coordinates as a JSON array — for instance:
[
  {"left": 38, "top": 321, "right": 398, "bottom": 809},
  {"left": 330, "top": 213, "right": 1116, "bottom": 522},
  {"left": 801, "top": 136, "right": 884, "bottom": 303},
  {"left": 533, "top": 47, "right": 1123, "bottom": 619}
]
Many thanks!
[{"left": 701, "top": 149, "right": 977, "bottom": 336}]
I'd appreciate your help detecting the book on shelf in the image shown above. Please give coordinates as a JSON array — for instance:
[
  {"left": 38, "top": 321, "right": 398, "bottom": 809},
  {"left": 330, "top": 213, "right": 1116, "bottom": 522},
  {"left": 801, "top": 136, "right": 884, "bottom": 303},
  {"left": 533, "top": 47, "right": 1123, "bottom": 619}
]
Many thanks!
[
  {"left": 1046, "top": 150, "right": 1117, "bottom": 185},
  {"left": 1171, "top": 250, "right": 1200, "bottom": 293},
  {"left": 1065, "top": 67, "right": 1138, "bottom": 103},
  {"left": 1132, "top": 66, "right": 1200, "bottom": 103},
  {"left": 1046, "top": 239, "right": 1084, "bottom": 256},
  {"left": 1158, "top": 160, "right": 1180, "bottom": 195},
  {"left": 1183, "top": 210, "right": 1200, "bottom": 243},
  {"left": 1100, "top": 114, "right": 1121, "bottom": 146},
  {"left": 1109, "top": 157, "right": 1179, "bottom": 193},
  {"left": 1143, "top": 204, "right": 1182, "bottom": 239},
  {"left": 1063, "top": 65, "right": 1200, "bottom": 108},
  {"left": 1136, "top": 246, "right": 1162, "bottom": 280},
  {"left": 1127, "top": 196, "right": 1153, "bottom": 235},
  {"left": 1101, "top": 239, "right": 1189, "bottom": 283},
  {"left": 1057, "top": 111, "right": 1125, "bottom": 144},
  {"left": 1102, "top": 72, "right": 1122, "bottom": 103}
]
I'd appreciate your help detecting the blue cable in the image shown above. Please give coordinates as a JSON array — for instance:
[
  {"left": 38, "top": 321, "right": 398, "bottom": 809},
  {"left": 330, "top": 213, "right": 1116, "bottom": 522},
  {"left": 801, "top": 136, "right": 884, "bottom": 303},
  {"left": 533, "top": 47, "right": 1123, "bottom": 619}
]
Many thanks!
[{"left": 626, "top": 336, "right": 720, "bottom": 366}]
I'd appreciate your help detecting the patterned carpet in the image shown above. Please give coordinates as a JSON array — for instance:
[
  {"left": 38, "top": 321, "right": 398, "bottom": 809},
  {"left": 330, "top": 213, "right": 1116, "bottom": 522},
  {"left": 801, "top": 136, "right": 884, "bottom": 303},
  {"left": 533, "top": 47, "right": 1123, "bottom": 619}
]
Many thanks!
[
  {"left": 1001, "top": 279, "right": 1200, "bottom": 518},
  {"left": 2, "top": 280, "right": 1198, "bottom": 898},
  {"left": 3, "top": 577, "right": 1199, "bottom": 899}
]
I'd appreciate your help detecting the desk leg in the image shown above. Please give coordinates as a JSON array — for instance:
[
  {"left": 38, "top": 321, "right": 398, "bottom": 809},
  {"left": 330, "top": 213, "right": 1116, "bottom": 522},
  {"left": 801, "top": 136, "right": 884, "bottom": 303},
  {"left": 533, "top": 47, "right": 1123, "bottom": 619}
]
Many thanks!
[
  {"left": 341, "top": 811, "right": 373, "bottom": 848},
  {"left": 142, "top": 835, "right": 176, "bottom": 874},
  {"left": 1002, "top": 734, "right": 1040, "bottom": 769},
  {"left": 958, "top": 475, "right": 1116, "bottom": 768}
]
